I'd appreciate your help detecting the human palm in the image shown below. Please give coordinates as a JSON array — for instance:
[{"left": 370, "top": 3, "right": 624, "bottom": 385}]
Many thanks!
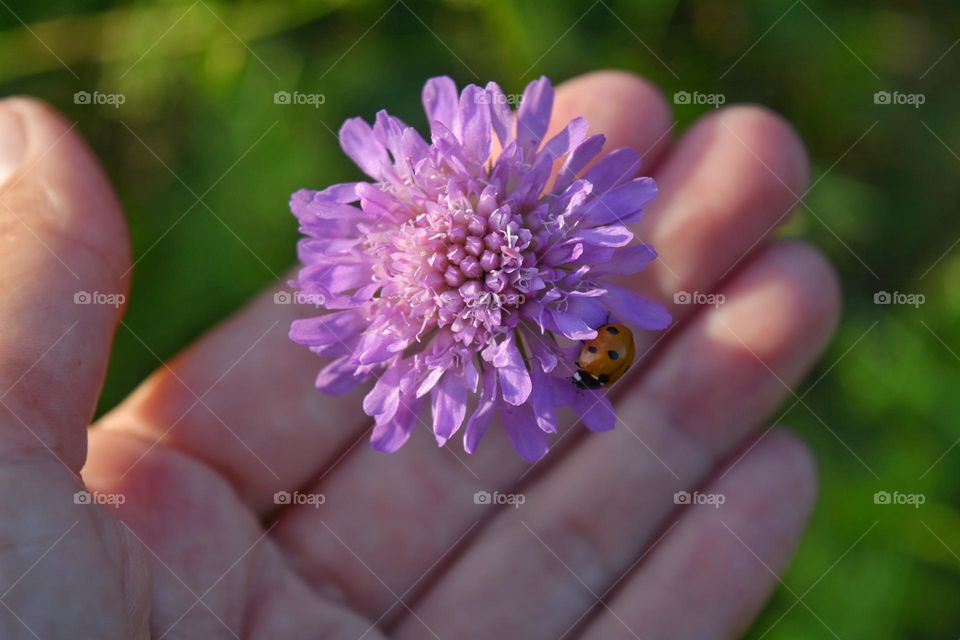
[{"left": 0, "top": 71, "right": 837, "bottom": 639}]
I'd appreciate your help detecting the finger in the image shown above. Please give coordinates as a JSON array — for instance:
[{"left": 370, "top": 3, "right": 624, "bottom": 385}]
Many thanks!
[
  {"left": 577, "top": 430, "right": 816, "bottom": 640},
  {"left": 390, "top": 242, "right": 838, "bottom": 640},
  {"left": 95, "top": 70, "right": 674, "bottom": 512},
  {"left": 0, "top": 99, "right": 144, "bottom": 638},
  {"left": 82, "top": 427, "right": 388, "bottom": 640},
  {"left": 628, "top": 102, "right": 809, "bottom": 329},
  {"left": 496, "top": 69, "right": 673, "bottom": 176},
  {"left": 0, "top": 98, "right": 130, "bottom": 471},
  {"left": 548, "top": 69, "right": 674, "bottom": 170},
  {"left": 273, "top": 103, "right": 812, "bottom": 617},
  {"left": 97, "top": 283, "right": 371, "bottom": 506}
]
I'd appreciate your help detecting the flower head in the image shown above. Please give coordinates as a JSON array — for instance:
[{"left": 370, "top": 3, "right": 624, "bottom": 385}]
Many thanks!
[{"left": 289, "top": 76, "right": 670, "bottom": 462}]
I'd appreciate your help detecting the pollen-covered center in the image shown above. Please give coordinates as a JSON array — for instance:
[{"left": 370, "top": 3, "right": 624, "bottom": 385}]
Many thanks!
[{"left": 368, "top": 190, "right": 542, "bottom": 346}]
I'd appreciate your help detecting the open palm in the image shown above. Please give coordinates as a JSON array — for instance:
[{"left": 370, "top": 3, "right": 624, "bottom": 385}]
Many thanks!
[{"left": 0, "top": 70, "right": 838, "bottom": 639}]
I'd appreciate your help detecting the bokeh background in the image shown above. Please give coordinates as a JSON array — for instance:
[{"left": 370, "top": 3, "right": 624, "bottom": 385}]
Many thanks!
[{"left": 1, "top": 0, "right": 957, "bottom": 637}]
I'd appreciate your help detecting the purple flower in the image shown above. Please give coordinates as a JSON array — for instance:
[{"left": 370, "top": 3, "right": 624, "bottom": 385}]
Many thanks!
[{"left": 289, "top": 76, "right": 671, "bottom": 462}]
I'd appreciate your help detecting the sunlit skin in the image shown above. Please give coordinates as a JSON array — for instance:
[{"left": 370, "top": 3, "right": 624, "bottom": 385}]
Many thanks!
[{"left": 0, "top": 71, "right": 838, "bottom": 639}]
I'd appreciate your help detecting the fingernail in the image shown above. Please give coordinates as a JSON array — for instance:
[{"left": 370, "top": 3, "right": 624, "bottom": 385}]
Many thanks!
[{"left": 0, "top": 104, "right": 26, "bottom": 187}]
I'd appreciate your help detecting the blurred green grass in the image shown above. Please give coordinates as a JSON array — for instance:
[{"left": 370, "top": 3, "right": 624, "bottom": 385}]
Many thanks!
[{"left": 1, "top": 0, "right": 957, "bottom": 636}]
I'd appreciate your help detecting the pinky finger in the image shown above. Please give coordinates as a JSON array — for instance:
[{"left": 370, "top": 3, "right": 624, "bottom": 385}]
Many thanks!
[{"left": 576, "top": 430, "right": 818, "bottom": 640}]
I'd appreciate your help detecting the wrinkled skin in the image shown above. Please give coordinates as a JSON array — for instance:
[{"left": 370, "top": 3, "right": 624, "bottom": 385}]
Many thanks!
[{"left": 0, "top": 70, "right": 838, "bottom": 639}]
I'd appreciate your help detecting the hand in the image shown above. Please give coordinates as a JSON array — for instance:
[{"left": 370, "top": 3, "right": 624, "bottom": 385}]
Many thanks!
[{"left": 0, "top": 71, "right": 838, "bottom": 639}]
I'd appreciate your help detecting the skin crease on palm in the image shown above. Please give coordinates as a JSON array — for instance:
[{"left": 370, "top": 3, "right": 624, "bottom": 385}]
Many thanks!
[{"left": 0, "top": 70, "right": 840, "bottom": 639}]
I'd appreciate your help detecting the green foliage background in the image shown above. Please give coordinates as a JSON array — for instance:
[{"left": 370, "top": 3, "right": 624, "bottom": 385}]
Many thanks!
[{"left": 1, "top": 0, "right": 957, "bottom": 636}]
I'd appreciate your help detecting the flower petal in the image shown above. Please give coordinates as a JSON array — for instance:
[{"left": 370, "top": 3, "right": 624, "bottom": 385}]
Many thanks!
[
  {"left": 339, "top": 117, "right": 392, "bottom": 181},
  {"left": 422, "top": 76, "right": 459, "bottom": 137},
  {"left": 357, "top": 183, "right": 408, "bottom": 223},
  {"left": 566, "top": 295, "right": 608, "bottom": 330},
  {"left": 371, "top": 393, "right": 424, "bottom": 453},
  {"left": 516, "top": 76, "right": 553, "bottom": 155},
  {"left": 569, "top": 386, "right": 616, "bottom": 432},
  {"left": 458, "top": 85, "right": 492, "bottom": 165},
  {"left": 318, "top": 182, "right": 363, "bottom": 203},
  {"left": 573, "top": 224, "right": 634, "bottom": 247},
  {"left": 355, "top": 333, "right": 394, "bottom": 366},
  {"left": 529, "top": 365, "right": 557, "bottom": 433},
  {"left": 290, "top": 189, "right": 365, "bottom": 224},
  {"left": 512, "top": 151, "right": 554, "bottom": 208},
  {"left": 416, "top": 366, "right": 445, "bottom": 398},
  {"left": 583, "top": 146, "right": 642, "bottom": 195},
  {"left": 431, "top": 372, "right": 468, "bottom": 445},
  {"left": 540, "top": 116, "right": 589, "bottom": 162},
  {"left": 589, "top": 244, "right": 658, "bottom": 276},
  {"left": 298, "top": 260, "right": 372, "bottom": 296},
  {"left": 372, "top": 110, "right": 416, "bottom": 179},
  {"left": 463, "top": 356, "right": 480, "bottom": 393},
  {"left": 315, "top": 356, "right": 365, "bottom": 396},
  {"left": 524, "top": 329, "right": 559, "bottom": 372},
  {"left": 362, "top": 362, "right": 404, "bottom": 423},
  {"left": 542, "top": 240, "right": 584, "bottom": 267},
  {"left": 483, "top": 335, "right": 532, "bottom": 406},
  {"left": 289, "top": 310, "right": 362, "bottom": 347},
  {"left": 501, "top": 402, "right": 550, "bottom": 463},
  {"left": 576, "top": 177, "right": 657, "bottom": 227},
  {"left": 464, "top": 366, "right": 498, "bottom": 454},
  {"left": 549, "top": 308, "right": 597, "bottom": 341},
  {"left": 601, "top": 282, "right": 672, "bottom": 330},
  {"left": 485, "top": 81, "right": 514, "bottom": 147},
  {"left": 553, "top": 134, "right": 605, "bottom": 193}
]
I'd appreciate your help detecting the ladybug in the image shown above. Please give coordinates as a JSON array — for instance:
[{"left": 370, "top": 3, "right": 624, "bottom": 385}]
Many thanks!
[{"left": 571, "top": 323, "right": 635, "bottom": 389}]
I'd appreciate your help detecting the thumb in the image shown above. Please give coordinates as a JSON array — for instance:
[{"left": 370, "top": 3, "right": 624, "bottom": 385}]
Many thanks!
[{"left": 0, "top": 98, "right": 130, "bottom": 473}]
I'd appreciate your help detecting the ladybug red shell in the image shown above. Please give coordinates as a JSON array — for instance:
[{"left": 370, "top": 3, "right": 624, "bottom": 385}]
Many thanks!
[{"left": 571, "top": 323, "right": 635, "bottom": 389}]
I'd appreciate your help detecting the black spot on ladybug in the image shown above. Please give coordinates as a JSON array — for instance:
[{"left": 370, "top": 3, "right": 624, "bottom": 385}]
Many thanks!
[
  {"left": 608, "top": 350, "right": 619, "bottom": 360},
  {"left": 606, "top": 326, "right": 620, "bottom": 335},
  {"left": 588, "top": 346, "right": 597, "bottom": 353}
]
